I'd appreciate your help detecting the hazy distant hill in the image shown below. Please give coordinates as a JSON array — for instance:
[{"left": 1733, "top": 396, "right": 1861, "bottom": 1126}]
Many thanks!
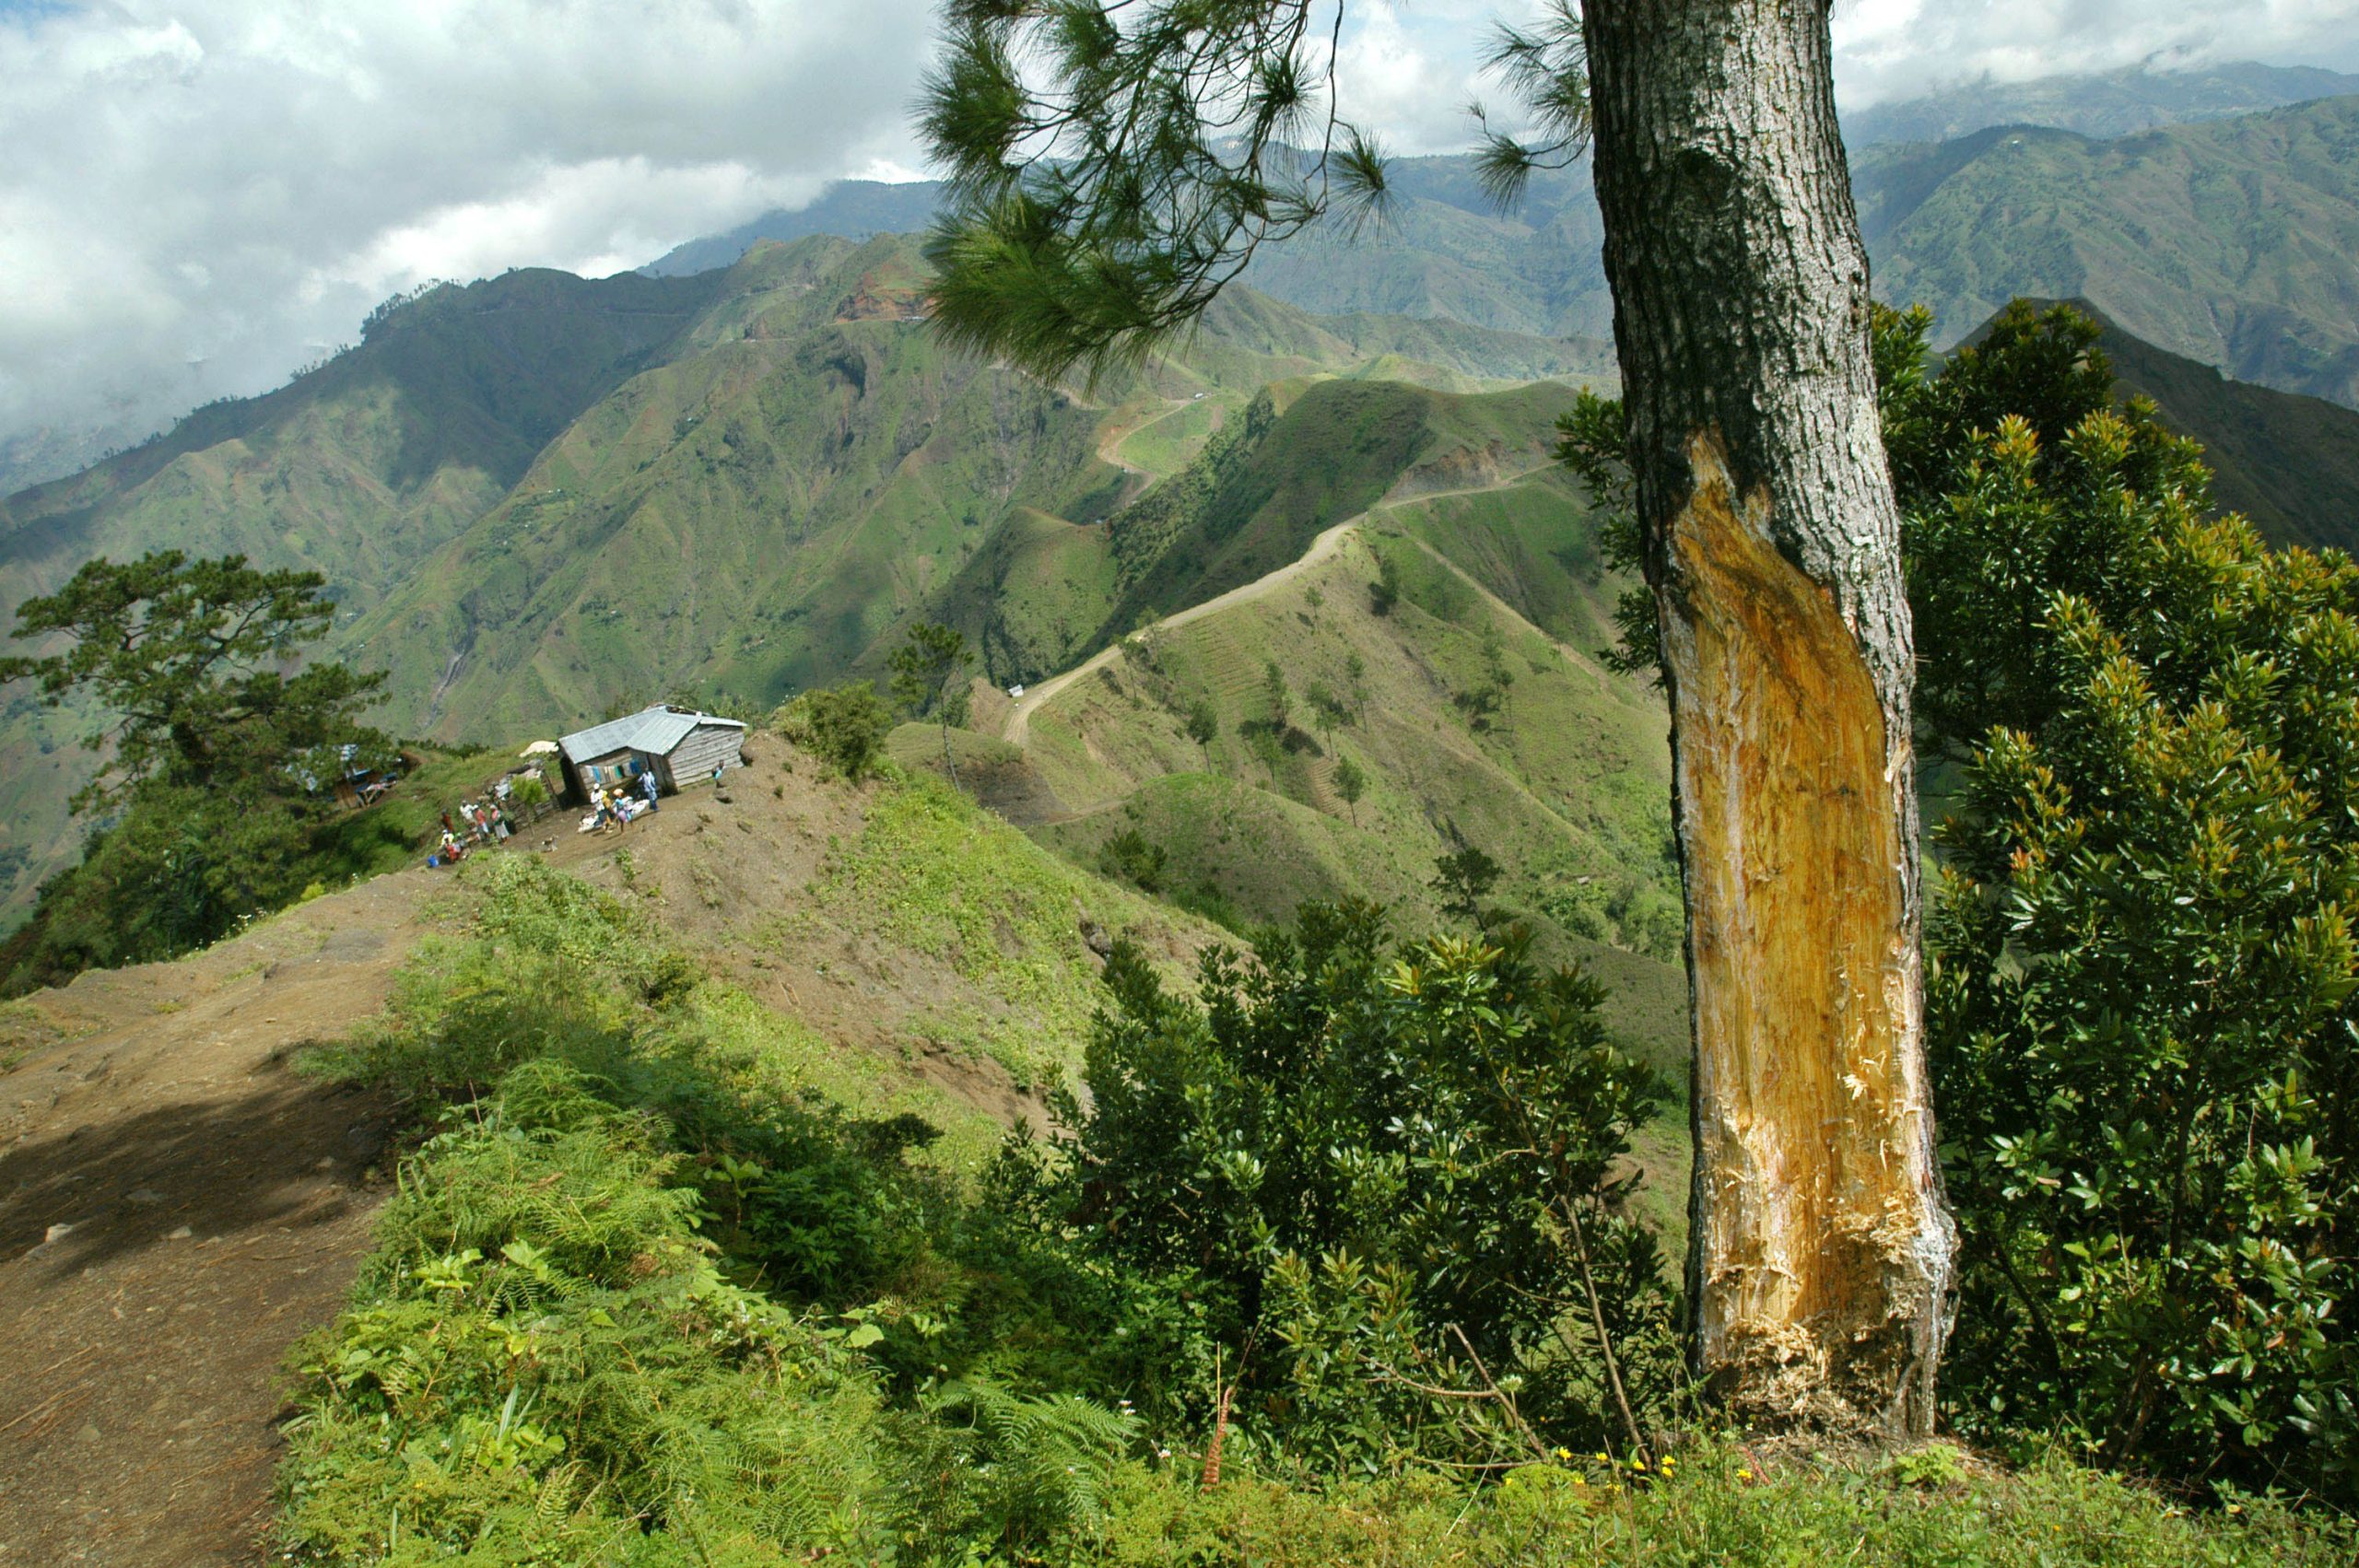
[
  {"left": 640, "top": 61, "right": 2359, "bottom": 280},
  {"left": 1841, "top": 61, "right": 2359, "bottom": 146},
  {"left": 2078, "top": 304, "right": 2359, "bottom": 556},
  {"left": 645, "top": 90, "right": 2359, "bottom": 418},
  {"left": 1866, "top": 98, "right": 2359, "bottom": 410},
  {"left": 646, "top": 181, "right": 952, "bottom": 277}
]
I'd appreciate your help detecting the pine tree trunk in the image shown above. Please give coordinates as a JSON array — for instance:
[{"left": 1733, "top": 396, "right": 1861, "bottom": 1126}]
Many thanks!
[{"left": 1581, "top": 0, "right": 1955, "bottom": 1436}]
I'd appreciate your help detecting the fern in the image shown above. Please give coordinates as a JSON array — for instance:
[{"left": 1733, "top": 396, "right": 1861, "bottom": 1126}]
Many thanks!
[{"left": 925, "top": 1376, "right": 1140, "bottom": 1548}]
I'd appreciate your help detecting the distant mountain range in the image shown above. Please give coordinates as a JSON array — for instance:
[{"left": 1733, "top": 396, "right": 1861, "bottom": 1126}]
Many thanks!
[
  {"left": 0, "top": 233, "right": 1618, "bottom": 918},
  {"left": 6, "top": 61, "right": 2358, "bottom": 930},
  {"left": 1839, "top": 60, "right": 2359, "bottom": 146},
  {"left": 649, "top": 60, "right": 2359, "bottom": 281},
  {"left": 648, "top": 82, "right": 2359, "bottom": 415}
]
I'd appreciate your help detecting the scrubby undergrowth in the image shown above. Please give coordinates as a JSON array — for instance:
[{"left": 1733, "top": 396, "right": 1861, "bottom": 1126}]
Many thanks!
[{"left": 273, "top": 824, "right": 2345, "bottom": 1565}]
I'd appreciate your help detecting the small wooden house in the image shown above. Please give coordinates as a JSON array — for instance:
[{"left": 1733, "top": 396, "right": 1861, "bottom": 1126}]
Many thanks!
[{"left": 557, "top": 706, "right": 746, "bottom": 804}]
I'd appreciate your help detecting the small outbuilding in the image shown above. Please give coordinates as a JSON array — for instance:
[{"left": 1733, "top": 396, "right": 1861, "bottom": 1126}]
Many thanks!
[{"left": 557, "top": 705, "right": 746, "bottom": 804}]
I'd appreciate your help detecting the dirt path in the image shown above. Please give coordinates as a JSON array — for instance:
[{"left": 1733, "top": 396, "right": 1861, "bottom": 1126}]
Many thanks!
[
  {"left": 1002, "top": 517, "right": 1362, "bottom": 745},
  {"left": 1000, "top": 464, "right": 1562, "bottom": 748},
  {"left": 0, "top": 872, "right": 435, "bottom": 1567}
]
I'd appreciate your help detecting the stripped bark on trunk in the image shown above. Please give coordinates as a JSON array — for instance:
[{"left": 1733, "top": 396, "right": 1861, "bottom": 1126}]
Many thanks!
[{"left": 1581, "top": 0, "right": 1956, "bottom": 1436}]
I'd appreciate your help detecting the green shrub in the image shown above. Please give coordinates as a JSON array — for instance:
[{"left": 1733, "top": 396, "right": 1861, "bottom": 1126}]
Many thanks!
[
  {"left": 278, "top": 834, "right": 2356, "bottom": 1564},
  {"left": 1897, "top": 305, "right": 2359, "bottom": 1504},
  {"left": 779, "top": 682, "right": 894, "bottom": 781},
  {"left": 1183, "top": 697, "right": 1218, "bottom": 747},
  {"left": 1096, "top": 827, "right": 1168, "bottom": 894},
  {"left": 277, "top": 1064, "right": 922, "bottom": 1565},
  {"left": 1025, "top": 902, "right": 1678, "bottom": 1468}
]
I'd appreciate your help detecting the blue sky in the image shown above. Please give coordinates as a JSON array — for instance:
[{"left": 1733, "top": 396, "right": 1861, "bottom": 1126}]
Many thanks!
[{"left": 3, "top": 0, "right": 2356, "bottom": 467}]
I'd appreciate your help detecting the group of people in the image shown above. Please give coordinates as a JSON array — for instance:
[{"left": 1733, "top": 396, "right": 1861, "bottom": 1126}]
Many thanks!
[
  {"left": 435, "top": 795, "right": 518, "bottom": 864},
  {"left": 588, "top": 770, "right": 663, "bottom": 835}
]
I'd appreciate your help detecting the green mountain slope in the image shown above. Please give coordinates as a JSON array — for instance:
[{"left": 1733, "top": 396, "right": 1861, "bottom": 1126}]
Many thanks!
[
  {"left": 930, "top": 373, "right": 1590, "bottom": 686},
  {"left": 2043, "top": 301, "right": 2359, "bottom": 554},
  {"left": 1866, "top": 98, "right": 2359, "bottom": 410},
  {"left": 903, "top": 461, "right": 1689, "bottom": 1064},
  {"left": 1, "top": 269, "right": 726, "bottom": 603},
  {"left": 345, "top": 234, "right": 1616, "bottom": 743},
  {"left": 0, "top": 229, "right": 1614, "bottom": 920}
]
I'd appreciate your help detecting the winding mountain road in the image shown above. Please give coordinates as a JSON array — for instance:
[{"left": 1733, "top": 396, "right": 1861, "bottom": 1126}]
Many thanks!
[
  {"left": 1001, "top": 516, "right": 1361, "bottom": 746},
  {"left": 1000, "top": 462, "right": 1566, "bottom": 747}
]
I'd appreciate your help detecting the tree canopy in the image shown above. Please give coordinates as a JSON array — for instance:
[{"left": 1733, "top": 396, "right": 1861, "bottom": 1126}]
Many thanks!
[
  {"left": 1, "top": 550, "right": 390, "bottom": 811},
  {"left": 917, "top": 0, "right": 1589, "bottom": 380}
]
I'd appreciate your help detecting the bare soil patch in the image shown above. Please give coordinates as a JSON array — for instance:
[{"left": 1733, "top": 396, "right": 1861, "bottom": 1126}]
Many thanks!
[
  {"left": 0, "top": 746, "right": 1201, "bottom": 1564},
  {"left": 0, "top": 872, "right": 432, "bottom": 1566}
]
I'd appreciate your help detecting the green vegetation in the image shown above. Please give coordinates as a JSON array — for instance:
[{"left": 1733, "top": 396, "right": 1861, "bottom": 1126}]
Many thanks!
[
  {"left": 0, "top": 267, "right": 724, "bottom": 918},
  {"left": 778, "top": 683, "right": 894, "bottom": 782},
  {"left": 1095, "top": 827, "right": 1168, "bottom": 894},
  {"left": 1895, "top": 307, "right": 2359, "bottom": 1503},
  {"left": 0, "top": 551, "right": 398, "bottom": 992},
  {"left": 1429, "top": 841, "right": 1506, "bottom": 930},
  {"left": 1062, "top": 907, "right": 1675, "bottom": 1464},
  {"left": 276, "top": 848, "right": 2341, "bottom": 1565}
]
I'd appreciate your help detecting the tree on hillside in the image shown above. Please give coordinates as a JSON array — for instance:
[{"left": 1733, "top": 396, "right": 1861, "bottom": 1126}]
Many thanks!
[
  {"left": 1260, "top": 659, "right": 1291, "bottom": 731},
  {"left": 920, "top": 0, "right": 1952, "bottom": 1434},
  {"left": 1481, "top": 624, "right": 1514, "bottom": 720},
  {"left": 1332, "top": 754, "right": 1367, "bottom": 825},
  {"left": 1, "top": 551, "right": 390, "bottom": 812},
  {"left": 1367, "top": 553, "right": 1402, "bottom": 616},
  {"left": 889, "top": 621, "right": 975, "bottom": 787},
  {"left": 0, "top": 551, "right": 399, "bottom": 991},
  {"left": 1430, "top": 839, "right": 1503, "bottom": 930},
  {"left": 1183, "top": 696, "right": 1219, "bottom": 751},
  {"left": 920, "top": 0, "right": 1953, "bottom": 1433},
  {"left": 785, "top": 683, "right": 895, "bottom": 784},
  {"left": 1304, "top": 679, "right": 1346, "bottom": 743}
]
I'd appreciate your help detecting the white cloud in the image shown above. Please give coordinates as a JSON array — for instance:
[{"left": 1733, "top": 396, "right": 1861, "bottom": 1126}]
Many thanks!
[
  {"left": 0, "top": 0, "right": 933, "bottom": 462},
  {"left": 1333, "top": 1, "right": 1495, "bottom": 156},
  {"left": 1830, "top": 0, "right": 2359, "bottom": 105}
]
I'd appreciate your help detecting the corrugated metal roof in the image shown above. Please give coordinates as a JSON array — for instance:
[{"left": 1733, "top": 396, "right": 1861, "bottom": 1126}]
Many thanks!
[{"left": 557, "top": 706, "right": 746, "bottom": 765}]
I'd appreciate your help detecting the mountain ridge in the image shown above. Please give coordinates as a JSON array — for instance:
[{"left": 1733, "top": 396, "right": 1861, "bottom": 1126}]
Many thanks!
[
  {"left": 642, "top": 92, "right": 2359, "bottom": 415},
  {"left": 0, "top": 234, "right": 1618, "bottom": 922}
]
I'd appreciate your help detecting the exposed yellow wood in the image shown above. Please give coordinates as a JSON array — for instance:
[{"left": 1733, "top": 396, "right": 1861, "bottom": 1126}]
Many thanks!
[{"left": 1662, "top": 429, "right": 1949, "bottom": 1429}]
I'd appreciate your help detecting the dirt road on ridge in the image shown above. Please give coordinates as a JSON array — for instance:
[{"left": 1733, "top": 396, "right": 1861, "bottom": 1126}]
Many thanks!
[
  {"left": 1002, "top": 517, "right": 1361, "bottom": 745},
  {"left": 999, "top": 464, "right": 1565, "bottom": 748}
]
